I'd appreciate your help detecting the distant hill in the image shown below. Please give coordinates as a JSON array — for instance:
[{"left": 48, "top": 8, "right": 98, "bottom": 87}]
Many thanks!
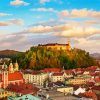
[
  {"left": 0, "top": 50, "right": 21, "bottom": 58},
  {"left": 90, "top": 53, "right": 100, "bottom": 60}
]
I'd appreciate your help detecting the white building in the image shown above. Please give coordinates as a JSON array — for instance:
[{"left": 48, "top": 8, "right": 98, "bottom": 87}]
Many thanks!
[
  {"left": 50, "top": 72, "right": 64, "bottom": 82},
  {"left": 74, "top": 87, "right": 86, "bottom": 95},
  {"left": 23, "top": 72, "right": 48, "bottom": 86}
]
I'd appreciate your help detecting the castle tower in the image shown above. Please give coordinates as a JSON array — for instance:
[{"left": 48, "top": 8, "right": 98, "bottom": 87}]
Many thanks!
[
  {"left": 14, "top": 60, "right": 19, "bottom": 71},
  {"left": 9, "top": 61, "right": 14, "bottom": 73},
  {"left": 2, "top": 70, "right": 8, "bottom": 88},
  {"left": 66, "top": 39, "right": 71, "bottom": 51}
]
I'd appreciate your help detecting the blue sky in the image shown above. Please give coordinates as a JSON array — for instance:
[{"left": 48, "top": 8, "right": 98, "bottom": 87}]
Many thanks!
[{"left": 0, "top": 0, "right": 100, "bottom": 53}]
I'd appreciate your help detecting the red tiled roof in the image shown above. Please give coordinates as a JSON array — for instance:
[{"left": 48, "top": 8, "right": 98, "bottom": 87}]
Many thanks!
[
  {"left": 87, "top": 66, "right": 97, "bottom": 71},
  {"left": 53, "top": 72, "right": 63, "bottom": 76},
  {"left": 7, "top": 83, "right": 39, "bottom": 95},
  {"left": 8, "top": 71, "right": 23, "bottom": 81},
  {"left": 79, "top": 91, "right": 97, "bottom": 99},
  {"left": 92, "top": 86, "right": 100, "bottom": 91},
  {"left": 95, "top": 77, "right": 100, "bottom": 82},
  {"left": 65, "top": 70, "right": 73, "bottom": 74},
  {"left": 31, "top": 71, "right": 40, "bottom": 75},
  {"left": 86, "top": 82, "right": 95, "bottom": 87},
  {"left": 41, "top": 68, "right": 61, "bottom": 73}
]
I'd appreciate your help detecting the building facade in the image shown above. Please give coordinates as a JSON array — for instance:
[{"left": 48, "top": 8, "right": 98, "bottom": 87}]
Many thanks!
[
  {"left": 66, "top": 78, "right": 90, "bottom": 85},
  {"left": 57, "top": 87, "right": 74, "bottom": 95},
  {"left": 38, "top": 41, "right": 71, "bottom": 51},
  {"left": 0, "top": 89, "right": 16, "bottom": 99},
  {"left": 23, "top": 72, "right": 48, "bottom": 86},
  {"left": 0, "top": 61, "right": 24, "bottom": 89}
]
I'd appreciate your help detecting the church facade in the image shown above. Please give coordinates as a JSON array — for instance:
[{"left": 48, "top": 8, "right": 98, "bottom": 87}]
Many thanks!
[{"left": 0, "top": 61, "right": 24, "bottom": 89}]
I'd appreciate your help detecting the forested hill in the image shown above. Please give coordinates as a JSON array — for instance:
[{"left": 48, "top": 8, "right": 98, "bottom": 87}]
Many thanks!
[
  {"left": 12, "top": 47, "right": 97, "bottom": 70},
  {"left": 0, "top": 50, "right": 21, "bottom": 58}
]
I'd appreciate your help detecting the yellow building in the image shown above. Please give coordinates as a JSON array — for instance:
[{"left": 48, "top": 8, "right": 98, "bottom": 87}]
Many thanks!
[
  {"left": 0, "top": 89, "right": 16, "bottom": 99},
  {"left": 38, "top": 41, "right": 71, "bottom": 51},
  {"left": 66, "top": 78, "right": 89, "bottom": 85},
  {"left": 57, "top": 87, "right": 73, "bottom": 95}
]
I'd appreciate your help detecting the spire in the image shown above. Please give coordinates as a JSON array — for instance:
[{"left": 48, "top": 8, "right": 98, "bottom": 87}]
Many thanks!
[
  {"left": 14, "top": 60, "right": 19, "bottom": 71},
  {"left": 9, "top": 61, "right": 14, "bottom": 73},
  {"left": 62, "top": 66, "right": 65, "bottom": 73},
  {"left": 2, "top": 62, "right": 7, "bottom": 69},
  {"left": 9, "top": 60, "right": 13, "bottom": 67}
]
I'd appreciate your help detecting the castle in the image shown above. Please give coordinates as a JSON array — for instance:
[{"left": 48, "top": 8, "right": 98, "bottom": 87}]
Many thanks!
[
  {"left": 38, "top": 41, "right": 71, "bottom": 51},
  {"left": 0, "top": 61, "right": 24, "bottom": 89}
]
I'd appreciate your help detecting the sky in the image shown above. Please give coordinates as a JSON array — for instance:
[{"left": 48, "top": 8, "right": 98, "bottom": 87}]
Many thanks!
[{"left": 0, "top": 0, "right": 100, "bottom": 53}]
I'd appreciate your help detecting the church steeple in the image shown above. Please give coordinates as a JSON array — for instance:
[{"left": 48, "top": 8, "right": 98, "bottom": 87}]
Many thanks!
[
  {"left": 9, "top": 61, "right": 14, "bottom": 73},
  {"left": 2, "top": 62, "right": 7, "bottom": 70},
  {"left": 14, "top": 60, "right": 19, "bottom": 71}
]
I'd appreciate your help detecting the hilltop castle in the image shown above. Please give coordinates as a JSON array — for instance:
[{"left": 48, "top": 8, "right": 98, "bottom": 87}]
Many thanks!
[{"left": 38, "top": 40, "right": 71, "bottom": 51}]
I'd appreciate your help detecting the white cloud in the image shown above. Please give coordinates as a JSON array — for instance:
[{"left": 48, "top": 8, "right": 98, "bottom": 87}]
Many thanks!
[
  {"left": 0, "top": 19, "right": 24, "bottom": 26},
  {"left": 25, "top": 23, "right": 100, "bottom": 38},
  {"left": 59, "top": 10, "right": 69, "bottom": 17},
  {"left": 84, "top": 20, "right": 100, "bottom": 25},
  {"left": 59, "top": 9, "right": 100, "bottom": 19},
  {"left": 10, "top": 0, "right": 29, "bottom": 6},
  {"left": 40, "top": 0, "right": 50, "bottom": 4},
  {"left": 9, "top": 19, "right": 24, "bottom": 25},
  {"left": 0, "top": 22, "right": 10, "bottom": 26},
  {"left": 0, "top": 12, "right": 12, "bottom": 16},
  {"left": 31, "top": 8, "right": 58, "bottom": 13},
  {"left": 26, "top": 24, "right": 71, "bottom": 33},
  {"left": 0, "top": 33, "right": 29, "bottom": 51},
  {"left": 54, "top": 26, "right": 100, "bottom": 38},
  {"left": 75, "top": 38, "right": 100, "bottom": 53}
]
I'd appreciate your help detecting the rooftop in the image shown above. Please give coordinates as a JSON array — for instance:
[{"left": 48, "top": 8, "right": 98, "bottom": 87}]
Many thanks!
[
  {"left": 8, "top": 94, "right": 41, "bottom": 100},
  {"left": 7, "top": 83, "right": 39, "bottom": 95},
  {"left": 38, "top": 43, "right": 69, "bottom": 46}
]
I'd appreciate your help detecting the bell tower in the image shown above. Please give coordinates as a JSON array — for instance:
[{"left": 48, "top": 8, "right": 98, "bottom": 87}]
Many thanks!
[
  {"left": 9, "top": 61, "right": 14, "bottom": 73},
  {"left": 2, "top": 62, "right": 7, "bottom": 70},
  {"left": 2, "top": 70, "right": 8, "bottom": 88},
  {"left": 14, "top": 60, "right": 19, "bottom": 71}
]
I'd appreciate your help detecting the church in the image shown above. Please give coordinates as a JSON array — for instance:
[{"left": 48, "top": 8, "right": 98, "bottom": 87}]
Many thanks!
[{"left": 0, "top": 61, "right": 24, "bottom": 89}]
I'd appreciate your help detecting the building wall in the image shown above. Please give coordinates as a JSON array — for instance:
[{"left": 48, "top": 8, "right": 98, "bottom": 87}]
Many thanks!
[
  {"left": 23, "top": 73, "right": 48, "bottom": 86},
  {"left": 40, "top": 43, "right": 71, "bottom": 51},
  {"left": 50, "top": 72, "right": 73, "bottom": 82},
  {"left": 8, "top": 80, "right": 24, "bottom": 85},
  {"left": 46, "top": 45, "right": 67, "bottom": 50},
  {"left": 57, "top": 87, "right": 73, "bottom": 95},
  {"left": 0, "top": 90, "right": 16, "bottom": 99},
  {"left": 51, "top": 76, "right": 64, "bottom": 82},
  {"left": 66, "top": 78, "right": 88, "bottom": 85}
]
